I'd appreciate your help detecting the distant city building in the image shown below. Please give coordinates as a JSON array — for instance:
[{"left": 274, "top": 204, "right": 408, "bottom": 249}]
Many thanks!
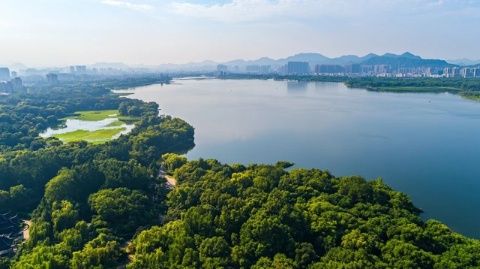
[
  {"left": 76, "top": 65, "right": 87, "bottom": 73},
  {"left": 246, "top": 65, "right": 271, "bottom": 74},
  {"left": 46, "top": 73, "right": 59, "bottom": 83},
  {"left": 444, "top": 67, "right": 461, "bottom": 78},
  {"left": 0, "top": 77, "right": 23, "bottom": 93},
  {"left": 11, "top": 77, "right": 23, "bottom": 90},
  {"left": 287, "top": 62, "right": 310, "bottom": 75},
  {"left": 276, "top": 65, "right": 287, "bottom": 74},
  {"left": 246, "top": 65, "right": 258, "bottom": 73},
  {"left": 217, "top": 64, "right": 228, "bottom": 76},
  {"left": 70, "top": 65, "right": 87, "bottom": 74},
  {"left": 0, "top": 82, "right": 12, "bottom": 93},
  {"left": 315, "top": 64, "right": 344, "bottom": 74},
  {"left": 10, "top": 71, "right": 17, "bottom": 78},
  {"left": 217, "top": 64, "right": 228, "bottom": 72},
  {"left": 344, "top": 64, "right": 361, "bottom": 74},
  {"left": 0, "top": 68, "right": 10, "bottom": 81},
  {"left": 459, "top": 67, "right": 480, "bottom": 78},
  {"left": 374, "top": 64, "right": 390, "bottom": 74}
]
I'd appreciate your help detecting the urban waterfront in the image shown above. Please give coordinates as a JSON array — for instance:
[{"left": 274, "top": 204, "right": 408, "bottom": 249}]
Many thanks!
[{"left": 124, "top": 78, "right": 480, "bottom": 237}]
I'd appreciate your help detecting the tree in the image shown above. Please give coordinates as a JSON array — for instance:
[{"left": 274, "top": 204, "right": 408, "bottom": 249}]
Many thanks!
[
  {"left": 161, "top": 153, "right": 187, "bottom": 173},
  {"left": 96, "top": 158, "right": 151, "bottom": 191},
  {"left": 89, "top": 188, "right": 150, "bottom": 235},
  {"left": 71, "top": 233, "right": 123, "bottom": 269},
  {"left": 12, "top": 244, "right": 70, "bottom": 269},
  {"left": 51, "top": 200, "right": 79, "bottom": 233},
  {"left": 199, "top": 236, "right": 231, "bottom": 268}
]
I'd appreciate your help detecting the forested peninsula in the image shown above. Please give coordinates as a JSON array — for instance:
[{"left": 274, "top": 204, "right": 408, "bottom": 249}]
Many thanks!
[{"left": 0, "top": 77, "right": 479, "bottom": 268}]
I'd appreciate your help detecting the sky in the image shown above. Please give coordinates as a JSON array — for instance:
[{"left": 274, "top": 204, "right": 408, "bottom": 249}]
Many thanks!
[{"left": 0, "top": 0, "right": 479, "bottom": 67}]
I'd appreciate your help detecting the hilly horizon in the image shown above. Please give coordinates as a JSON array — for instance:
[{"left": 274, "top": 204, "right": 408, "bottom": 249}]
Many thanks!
[
  {"left": 3, "top": 52, "right": 472, "bottom": 72},
  {"left": 153, "top": 51, "right": 457, "bottom": 72}
]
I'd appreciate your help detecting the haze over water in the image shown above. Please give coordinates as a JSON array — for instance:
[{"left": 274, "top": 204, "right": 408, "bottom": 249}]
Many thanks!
[{"left": 124, "top": 79, "right": 480, "bottom": 237}]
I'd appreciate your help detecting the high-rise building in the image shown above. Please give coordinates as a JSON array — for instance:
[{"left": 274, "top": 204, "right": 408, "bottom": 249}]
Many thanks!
[
  {"left": 444, "top": 67, "right": 460, "bottom": 78},
  {"left": 46, "top": 73, "right": 59, "bottom": 83},
  {"left": 76, "top": 65, "right": 87, "bottom": 73},
  {"left": 374, "top": 65, "right": 389, "bottom": 74},
  {"left": 11, "top": 77, "right": 23, "bottom": 91},
  {"left": 287, "top": 62, "right": 310, "bottom": 75},
  {"left": 460, "top": 68, "right": 477, "bottom": 78},
  {"left": 315, "top": 64, "right": 344, "bottom": 74},
  {"left": 70, "top": 65, "right": 87, "bottom": 74},
  {"left": 246, "top": 65, "right": 271, "bottom": 74},
  {"left": 344, "top": 64, "right": 361, "bottom": 74},
  {"left": 0, "top": 68, "right": 10, "bottom": 81},
  {"left": 217, "top": 64, "right": 228, "bottom": 76},
  {"left": 217, "top": 64, "right": 228, "bottom": 72},
  {"left": 0, "top": 77, "right": 23, "bottom": 93}
]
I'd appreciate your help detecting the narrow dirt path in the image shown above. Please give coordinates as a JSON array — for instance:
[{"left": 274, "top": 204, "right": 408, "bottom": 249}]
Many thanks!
[
  {"left": 159, "top": 170, "right": 177, "bottom": 187},
  {"left": 23, "top": 220, "right": 31, "bottom": 240}
]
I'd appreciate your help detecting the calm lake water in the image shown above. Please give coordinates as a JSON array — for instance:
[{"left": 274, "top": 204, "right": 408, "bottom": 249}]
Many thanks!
[{"left": 124, "top": 78, "right": 480, "bottom": 237}]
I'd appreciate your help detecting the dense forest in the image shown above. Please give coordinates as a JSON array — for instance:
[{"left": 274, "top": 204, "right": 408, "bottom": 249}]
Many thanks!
[
  {"left": 124, "top": 156, "right": 480, "bottom": 269},
  {"left": 1, "top": 76, "right": 480, "bottom": 268},
  {"left": 0, "top": 77, "right": 194, "bottom": 268}
]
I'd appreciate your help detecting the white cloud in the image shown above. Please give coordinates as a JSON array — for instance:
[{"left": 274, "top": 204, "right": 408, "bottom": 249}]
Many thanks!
[
  {"left": 101, "top": 0, "right": 154, "bottom": 12},
  {"left": 169, "top": 0, "right": 479, "bottom": 22},
  {"left": 170, "top": 0, "right": 321, "bottom": 22}
]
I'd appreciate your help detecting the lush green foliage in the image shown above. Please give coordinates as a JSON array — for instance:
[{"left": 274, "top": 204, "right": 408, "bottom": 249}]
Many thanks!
[
  {"left": 1, "top": 77, "right": 193, "bottom": 268},
  {"left": 345, "top": 77, "right": 480, "bottom": 93},
  {"left": 126, "top": 157, "right": 480, "bottom": 269},
  {"left": 3, "top": 76, "right": 480, "bottom": 268}
]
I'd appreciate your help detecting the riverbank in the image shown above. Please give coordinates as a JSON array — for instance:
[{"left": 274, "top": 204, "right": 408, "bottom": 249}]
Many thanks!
[{"left": 216, "top": 74, "right": 480, "bottom": 100}]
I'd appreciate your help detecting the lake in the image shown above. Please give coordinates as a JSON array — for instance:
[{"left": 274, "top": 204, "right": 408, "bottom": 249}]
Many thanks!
[{"left": 121, "top": 78, "right": 480, "bottom": 238}]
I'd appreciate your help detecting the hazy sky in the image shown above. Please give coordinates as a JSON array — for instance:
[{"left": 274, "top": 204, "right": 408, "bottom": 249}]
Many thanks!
[{"left": 1, "top": 0, "right": 479, "bottom": 67}]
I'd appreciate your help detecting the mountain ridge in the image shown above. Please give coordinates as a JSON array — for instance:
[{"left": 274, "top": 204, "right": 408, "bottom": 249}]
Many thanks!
[
  {"left": 159, "top": 52, "right": 457, "bottom": 71},
  {"left": 3, "top": 52, "right": 469, "bottom": 72}
]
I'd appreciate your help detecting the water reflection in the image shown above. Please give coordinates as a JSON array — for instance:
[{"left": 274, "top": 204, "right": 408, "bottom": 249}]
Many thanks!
[{"left": 287, "top": 81, "right": 308, "bottom": 92}]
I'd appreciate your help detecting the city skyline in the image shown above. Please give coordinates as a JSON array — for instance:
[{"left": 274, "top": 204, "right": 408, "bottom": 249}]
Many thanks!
[{"left": 1, "top": 0, "right": 480, "bottom": 67}]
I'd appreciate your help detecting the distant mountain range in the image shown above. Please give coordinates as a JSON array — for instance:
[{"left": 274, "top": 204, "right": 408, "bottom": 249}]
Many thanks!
[
  {"left": 4, "top": 53, "right": 479, "bottom": 73},
  {"left": 447, "top": 58, "right": 480, "bottom": 66},
  {"left": 223, "top": 52, "right": 378, "bottom": 67},
  {"left": 151, "top": 52, "right": 460, "bottom": 72}
]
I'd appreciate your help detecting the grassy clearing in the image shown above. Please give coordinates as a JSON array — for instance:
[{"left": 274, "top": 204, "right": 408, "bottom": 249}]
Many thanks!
[
  {"left": 67, "top": 110, "right": 118, "bottom": 121},
  {"left": 51, "top": 109, "right": 140, "bottom": 144},
  {"left": 53, "top": 128, "right": 126, "bottom": 144}
]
